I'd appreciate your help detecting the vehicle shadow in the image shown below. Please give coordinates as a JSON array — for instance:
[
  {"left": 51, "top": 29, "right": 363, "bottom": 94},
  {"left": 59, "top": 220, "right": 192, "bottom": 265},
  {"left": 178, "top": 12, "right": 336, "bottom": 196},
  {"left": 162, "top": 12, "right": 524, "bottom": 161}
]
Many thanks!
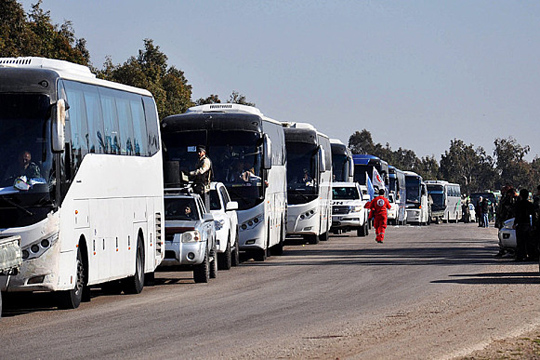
[{"left": 432, "top": 271, "right": 540, "bottom": 285}]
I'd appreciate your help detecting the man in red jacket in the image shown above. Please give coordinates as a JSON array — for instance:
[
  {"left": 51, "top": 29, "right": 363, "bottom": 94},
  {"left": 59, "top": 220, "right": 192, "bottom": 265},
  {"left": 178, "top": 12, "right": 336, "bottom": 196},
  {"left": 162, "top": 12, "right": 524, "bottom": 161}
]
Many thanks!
[{"left": 368, "top": 189, "right": 391, "bottom": 243}]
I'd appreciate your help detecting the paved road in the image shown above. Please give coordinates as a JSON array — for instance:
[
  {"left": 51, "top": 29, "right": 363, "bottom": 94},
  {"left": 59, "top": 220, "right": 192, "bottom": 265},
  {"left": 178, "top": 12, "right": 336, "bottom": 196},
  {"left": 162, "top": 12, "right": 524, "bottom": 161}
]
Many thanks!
[{"left": 2, "top": 223, "right": 539, "bottom": 359}]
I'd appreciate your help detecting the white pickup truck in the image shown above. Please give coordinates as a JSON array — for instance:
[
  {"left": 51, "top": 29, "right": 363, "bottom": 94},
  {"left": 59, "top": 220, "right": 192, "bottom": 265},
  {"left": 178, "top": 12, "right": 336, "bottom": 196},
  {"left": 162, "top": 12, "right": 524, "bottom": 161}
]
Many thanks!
[{"left": 0, "top": 236, "right": 22, "bottom": 318}]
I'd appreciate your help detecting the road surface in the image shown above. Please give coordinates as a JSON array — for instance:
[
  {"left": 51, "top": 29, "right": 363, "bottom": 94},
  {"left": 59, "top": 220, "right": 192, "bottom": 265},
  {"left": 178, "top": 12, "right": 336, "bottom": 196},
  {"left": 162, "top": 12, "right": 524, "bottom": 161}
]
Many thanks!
[{"left": 2, "top": 223, "right": 540, "bottom": 359}]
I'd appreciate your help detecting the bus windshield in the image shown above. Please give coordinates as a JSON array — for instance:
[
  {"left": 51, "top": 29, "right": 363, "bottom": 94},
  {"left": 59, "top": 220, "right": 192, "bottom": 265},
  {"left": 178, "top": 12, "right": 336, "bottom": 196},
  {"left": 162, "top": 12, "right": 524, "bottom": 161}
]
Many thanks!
[
  {"left": 0, "top": 93, "right": 54, "bottom": 227},
  {"left": 427, "top": 185, "right": 445, "bottom": 211},
  {"left": 332, "top": 153, "right": 349, "bottom": 182},
  {"left": 406, "top": 177, "right": 421, "bottom": 203},
  {"left": 162, "top": 130, "right": 264, "bottom": 210},
  {"left": 286, "top": 142, "right": 317, "bottom": 204}
]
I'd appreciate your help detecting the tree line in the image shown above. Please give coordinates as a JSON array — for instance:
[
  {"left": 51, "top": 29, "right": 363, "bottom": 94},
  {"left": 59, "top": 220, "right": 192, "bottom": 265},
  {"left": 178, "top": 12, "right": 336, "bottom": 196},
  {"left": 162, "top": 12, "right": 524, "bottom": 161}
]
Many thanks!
[
  {"left": 2, "top": 0, "right": 538, "bottom": 194},
  {"left": 349, "top": 129, "right": 540, "bottom": 195}
]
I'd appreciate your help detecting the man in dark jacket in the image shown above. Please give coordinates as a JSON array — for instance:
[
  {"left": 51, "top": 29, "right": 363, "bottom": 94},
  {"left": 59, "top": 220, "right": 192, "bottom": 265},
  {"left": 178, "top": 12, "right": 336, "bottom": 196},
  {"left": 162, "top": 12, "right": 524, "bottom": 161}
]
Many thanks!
[{"left": 514, "top": 189, "right": 536, "bottom": 262}]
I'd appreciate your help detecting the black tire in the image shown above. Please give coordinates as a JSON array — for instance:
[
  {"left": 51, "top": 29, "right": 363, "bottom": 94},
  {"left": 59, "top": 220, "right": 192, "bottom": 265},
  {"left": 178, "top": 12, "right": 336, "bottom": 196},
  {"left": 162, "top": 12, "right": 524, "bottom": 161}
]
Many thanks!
[
  {"left": 231, "top": 233, "right": 240, "bottom": 267},
  {"left": 210, "top": 249, "right": 218, "bottom": 279},
  {"left": 253, "top": 247, "right": 267, "bottom": 261},
  {"left": 218, "top": 238, "right": 232, "bottom": 270},
  {"left": 194, "top": 249, "right": 210, "bottom": 283},
  {"left": 271, "top": 220, "right": 286, "bottom": 256},
  {"left": 124, "top": 237, "right": 145, "bottom": 294},
  {"left": 357, "top": 223, "right": 367, "bottom": 237},
  {"left": 305, "top": 234, "right": 319, "bottom": 245},
  {"left": 319, "top": 230, "right": 329, "bottom": 241},
  {"left": 58, "top": 247, "right": 86, "bottom": 309}
]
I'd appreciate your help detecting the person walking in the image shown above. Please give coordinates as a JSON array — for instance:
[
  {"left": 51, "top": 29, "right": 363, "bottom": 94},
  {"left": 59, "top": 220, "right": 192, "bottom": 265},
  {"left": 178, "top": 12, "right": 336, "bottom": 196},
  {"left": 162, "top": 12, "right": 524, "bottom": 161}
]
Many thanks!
[
  {"left": 513, "top": 189, "right": 536, "bottom": 262},
  {"left": 189, "top": 145, "right": 212, "bottom": 209},
  {"left": 368, "top": 188, "right": 391, "bottom": 243}
]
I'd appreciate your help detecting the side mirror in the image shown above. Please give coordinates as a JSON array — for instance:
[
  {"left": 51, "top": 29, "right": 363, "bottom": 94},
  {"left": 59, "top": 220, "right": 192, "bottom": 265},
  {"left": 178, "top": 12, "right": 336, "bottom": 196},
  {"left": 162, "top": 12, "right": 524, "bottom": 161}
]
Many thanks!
[
  {"left": 263, "top": 134, "right": 272, "bottom": 169},
  {"left": 348, "top": 157, "right": 354, "bottom": 178},
  {"left": 52, "top": 99, "right": 66, "bottom": 152},
  {"left": 318, "top": 146, "right": 326, "bottom": 172},
  {"left": 203, "top": 213, "right": 214, "bottom": 222},
  {"left": 226, "top": 201, "right": 239, "bottom": 211}
]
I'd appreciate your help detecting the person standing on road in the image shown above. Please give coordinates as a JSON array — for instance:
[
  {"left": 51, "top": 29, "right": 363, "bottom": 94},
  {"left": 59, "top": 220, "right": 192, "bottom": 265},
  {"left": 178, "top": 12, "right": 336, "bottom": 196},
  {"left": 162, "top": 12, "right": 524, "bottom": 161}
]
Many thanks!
[
  {"left": 476, "top": 196, "right": 484, "bottom": 227},
  {"left": 368, "top": 188, "right": 391, "bottom": 243},
  {"left": 481, "top": 196, "right": 490, "bottom": 228},
  {"left": 513, "top": 189, "right": 536, "bottom": 262},
  {"left": 189, "top": 145, "right": 212, "bottom": 209}
]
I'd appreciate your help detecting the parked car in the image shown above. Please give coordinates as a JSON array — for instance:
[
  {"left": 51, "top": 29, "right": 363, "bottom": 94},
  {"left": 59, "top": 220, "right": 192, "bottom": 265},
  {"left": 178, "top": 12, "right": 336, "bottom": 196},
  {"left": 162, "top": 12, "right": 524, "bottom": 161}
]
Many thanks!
[
  {"left": 498, "top": 218, "right": 516, "bottom": 251},
  {"left": 162, "top": 189, "right": 218, "bottom": 283},
  {"left": 387, "top": 193, "right": 399, "bottom": 225},
  {"left": 331, "top": 182, "right": 369, "bottom": 236},
  {"left": 209, "top": 182, "right": 240, "bottom": 270}
]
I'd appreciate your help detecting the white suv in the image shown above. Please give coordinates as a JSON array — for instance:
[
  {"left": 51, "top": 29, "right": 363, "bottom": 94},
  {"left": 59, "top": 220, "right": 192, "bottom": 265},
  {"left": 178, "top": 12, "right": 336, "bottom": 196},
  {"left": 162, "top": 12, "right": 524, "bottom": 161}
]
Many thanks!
[
  {"left": 209, "top": 182, "right": 240, "bottom": 270},
  {"left": 331, "top": 182, "right": 369, "bottom": 237}
]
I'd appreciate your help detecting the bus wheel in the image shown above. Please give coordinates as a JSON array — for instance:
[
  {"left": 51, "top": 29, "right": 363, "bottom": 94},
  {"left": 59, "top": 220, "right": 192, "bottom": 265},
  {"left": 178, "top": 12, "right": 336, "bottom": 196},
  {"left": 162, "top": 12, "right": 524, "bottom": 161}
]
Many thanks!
[
  {"left": 124, "top": 237, "right": 145, "bottom": 294},
  {"left": 271, "top": 220, "right": 285, "bottom": 256},
  {"left": 58, "top": 247, "right": 86, "bottom": 309},
  {"left": 194, "top": 248, "right": 210, "bottom": 283},
  {"left": 305, "top": 234, "right": 319, "bottom": 245},
  {"left": 319, "top": 230, "right": 329, "bottom": 241}
]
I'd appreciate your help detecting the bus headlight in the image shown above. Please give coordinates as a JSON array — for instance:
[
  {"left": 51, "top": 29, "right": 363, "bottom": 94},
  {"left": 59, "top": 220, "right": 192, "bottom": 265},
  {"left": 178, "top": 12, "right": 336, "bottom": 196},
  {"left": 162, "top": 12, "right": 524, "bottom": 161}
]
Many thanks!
[
  {"left": 240, "top": 214, "right": 263, "bottom": 231},
  {"left": 22, "top": 233, "right": 58, "bottom": 260},
  {"left": 181, "top": 231, "right": 201, "bottom": 243}
]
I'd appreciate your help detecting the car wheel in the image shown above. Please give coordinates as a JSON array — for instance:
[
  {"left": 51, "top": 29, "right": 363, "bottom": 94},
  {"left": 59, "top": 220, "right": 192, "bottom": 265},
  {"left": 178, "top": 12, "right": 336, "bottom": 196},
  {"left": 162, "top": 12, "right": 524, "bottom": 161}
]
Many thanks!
[
  {"left": 357, "top": 224, "right": 367, "bottom": 237},
  {"left": 218, "top": 238, "right": 232, "bottom": 270},
  {"left": 193, "top": 249, "right": 210, "bottom": 283},
  {"left": 210, "top": 249, "right": 218, "bottom": 279},
  {"left": 231, "top": 233, "right": 240, "bottom": 267}
]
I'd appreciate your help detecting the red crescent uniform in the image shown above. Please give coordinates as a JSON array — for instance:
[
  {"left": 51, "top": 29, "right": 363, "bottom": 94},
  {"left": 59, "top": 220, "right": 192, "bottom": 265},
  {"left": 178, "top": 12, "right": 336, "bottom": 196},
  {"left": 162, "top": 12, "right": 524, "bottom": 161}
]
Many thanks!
[{"left": 368, "top": 195, "right": 391, "bottom": 243}]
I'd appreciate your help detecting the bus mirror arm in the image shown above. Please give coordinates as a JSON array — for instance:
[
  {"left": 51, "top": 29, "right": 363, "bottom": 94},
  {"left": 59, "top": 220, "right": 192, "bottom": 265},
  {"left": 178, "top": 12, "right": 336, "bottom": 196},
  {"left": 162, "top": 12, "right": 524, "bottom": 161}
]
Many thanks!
[{"left": 52, "top": 99, "right": 67, "bottom": 152}]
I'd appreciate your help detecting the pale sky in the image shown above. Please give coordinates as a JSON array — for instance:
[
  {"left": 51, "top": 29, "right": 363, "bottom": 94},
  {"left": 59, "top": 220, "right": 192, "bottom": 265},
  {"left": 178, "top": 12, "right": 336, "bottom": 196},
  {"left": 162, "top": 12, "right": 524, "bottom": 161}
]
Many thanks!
[{"left": 19, "top": 0, "right": 540, "bottom": 161}]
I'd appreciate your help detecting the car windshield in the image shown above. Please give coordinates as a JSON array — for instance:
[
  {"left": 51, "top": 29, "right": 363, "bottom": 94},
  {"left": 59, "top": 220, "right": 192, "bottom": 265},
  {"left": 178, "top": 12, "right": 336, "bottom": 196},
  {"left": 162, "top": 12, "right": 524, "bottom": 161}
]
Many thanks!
[
  {"left": 332, "top": 186, "right": 360, "bottom": 200},
  {"left": 165, "top": 198, "right": 199, "bottom": 221}
]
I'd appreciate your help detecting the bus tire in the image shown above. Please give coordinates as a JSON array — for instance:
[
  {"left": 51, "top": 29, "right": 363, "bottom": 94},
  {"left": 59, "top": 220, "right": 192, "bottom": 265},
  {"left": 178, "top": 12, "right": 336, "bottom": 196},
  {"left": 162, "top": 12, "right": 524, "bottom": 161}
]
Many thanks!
[
  {"left": 218, "top": 238, "right": 232, "bottom": 270},
  {"left": 305, "top": 234, "right": 319, "bottom": 245},
  {"left": 271, "top": 219, "right": 285, "bottom": 256},
  {"left": 124, "top": 237, "right": 145, "bottom": 294},
  {"left": 58, "top": 247, "right": 86, "bottom": 309},
  {"left": 194, "top": 249, "right": 210, "bottom": 283}
]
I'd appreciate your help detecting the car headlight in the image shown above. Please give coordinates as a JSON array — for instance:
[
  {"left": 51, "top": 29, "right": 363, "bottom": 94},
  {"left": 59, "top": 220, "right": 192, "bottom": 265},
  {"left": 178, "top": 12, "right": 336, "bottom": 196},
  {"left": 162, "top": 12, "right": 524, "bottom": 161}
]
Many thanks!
[
  {"left": 351, "top": 205, "right": 363, "bottom": 213},
  {"left": 181, "top": 231, "right": 202, "bottom": 243}
]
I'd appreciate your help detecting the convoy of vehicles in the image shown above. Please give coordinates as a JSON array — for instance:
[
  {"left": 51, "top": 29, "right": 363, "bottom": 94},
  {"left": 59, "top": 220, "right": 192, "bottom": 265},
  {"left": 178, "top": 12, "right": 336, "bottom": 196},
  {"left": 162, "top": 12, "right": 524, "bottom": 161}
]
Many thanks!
[
  {"left": 161, "top": 104, "right": 287, "bottom": 261},
  {"left": 209, "top": 182, "right": 240, "bottom": 270},
  {"left": 162, "top": 189, "right": 218, "bottom": 283},
  {"left": 283, "top": 122, "right": 332, "bottom": 244},
  {"left": 331, "top": 182, "right": 369, "bottom": 236},
  {"left": 426, "top": 180, "right": 462, "bottom": 223},
  {"left": 0, "top": 57, "right": 164, "bottom": 310},
  {"left": 0, "top": 57, "right": 486, "bottom": 316}
]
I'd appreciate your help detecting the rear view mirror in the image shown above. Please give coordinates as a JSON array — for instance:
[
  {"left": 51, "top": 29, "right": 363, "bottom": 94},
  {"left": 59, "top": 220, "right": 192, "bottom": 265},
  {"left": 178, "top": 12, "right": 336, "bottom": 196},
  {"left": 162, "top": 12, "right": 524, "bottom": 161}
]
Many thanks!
[
  {"left": 52, "top": 99, "right": 66, "bottom": 152},
  {"left": 263, "top": 134, "right": 272, "bottom": 169},
  {"left": 318, "top": 146, "right": 326, "bottom": 172}
]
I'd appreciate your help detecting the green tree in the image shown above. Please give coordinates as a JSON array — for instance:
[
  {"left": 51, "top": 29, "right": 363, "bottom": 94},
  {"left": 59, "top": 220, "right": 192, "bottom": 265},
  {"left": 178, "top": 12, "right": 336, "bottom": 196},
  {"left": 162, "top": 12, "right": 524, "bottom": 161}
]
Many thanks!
[
  {"left": 99, "top": 39, "right": 193, "bottom": 119},
  {"left": 493, "top": 137, "right": 531, "bottom": 190},
  {"left": 0, "top": 0, "right": 89, "bottom": 64},
  {"left": 348, "top": 129, "right": 375, "bottom": 155},
  {"left": 228, "top": 91, "right": 255, "bottom": 106},
  {"left": 195, "top": 94, "right": 221, "bottom": 105}
]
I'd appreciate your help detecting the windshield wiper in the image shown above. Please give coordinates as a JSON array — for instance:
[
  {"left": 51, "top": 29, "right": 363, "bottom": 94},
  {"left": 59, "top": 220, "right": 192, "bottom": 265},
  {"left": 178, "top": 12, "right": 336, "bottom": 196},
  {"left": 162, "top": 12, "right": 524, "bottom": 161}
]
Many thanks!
[{"left": 0, "top": 196, "right": 34, "bottom": 216}]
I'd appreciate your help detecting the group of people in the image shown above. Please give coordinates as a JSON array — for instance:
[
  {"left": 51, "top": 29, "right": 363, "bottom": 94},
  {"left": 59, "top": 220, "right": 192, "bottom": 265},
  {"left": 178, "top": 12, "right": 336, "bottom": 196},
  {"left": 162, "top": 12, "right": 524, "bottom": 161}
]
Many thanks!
[{"left": 495, "top": 184, "right": 540, "bottom": 262}]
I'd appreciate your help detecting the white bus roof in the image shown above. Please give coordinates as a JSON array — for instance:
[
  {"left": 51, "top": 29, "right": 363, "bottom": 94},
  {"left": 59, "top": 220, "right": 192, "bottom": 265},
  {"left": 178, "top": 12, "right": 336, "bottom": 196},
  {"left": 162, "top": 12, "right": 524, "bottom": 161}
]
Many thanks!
[
  {"left": 330, "top": 138, "right": 345, "bottom": 145},
  {"left": 187, "top": 103, "right": 264, "bottom": 116},
  {"left": 282, "top": 122, "right": 329, "bottom": 139},
  {"left": 0, "top": 57, "right": 152, "bottom": 97}
]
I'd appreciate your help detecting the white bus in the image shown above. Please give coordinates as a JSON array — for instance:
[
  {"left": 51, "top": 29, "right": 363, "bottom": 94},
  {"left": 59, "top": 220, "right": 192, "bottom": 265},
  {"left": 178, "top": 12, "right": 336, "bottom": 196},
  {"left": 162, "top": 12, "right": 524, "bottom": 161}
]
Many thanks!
[
  {"left": 161, "top": 104, "right": 287, "bottom": 261},
  {"left": 0, "top": 57, "right": 165, "bottom": 309},
  {"left": 283, "top": 123, "right": 332, "bottom": 243},
  {"left": 330, "top": 138, "right": 354, "bottom": 182},
  {"left": 404, "top": 171, "right": 430, "bottom": 225},
  {"left": 426, "top": 180, "right": 462, "bottom": 223}
]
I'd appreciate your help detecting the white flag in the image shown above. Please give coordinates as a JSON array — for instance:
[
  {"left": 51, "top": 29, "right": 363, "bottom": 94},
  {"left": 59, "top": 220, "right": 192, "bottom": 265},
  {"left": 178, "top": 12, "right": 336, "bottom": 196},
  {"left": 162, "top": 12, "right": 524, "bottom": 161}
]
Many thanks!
[{"left": 372, "top": 167, "right": 385, "bottom": 191}]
